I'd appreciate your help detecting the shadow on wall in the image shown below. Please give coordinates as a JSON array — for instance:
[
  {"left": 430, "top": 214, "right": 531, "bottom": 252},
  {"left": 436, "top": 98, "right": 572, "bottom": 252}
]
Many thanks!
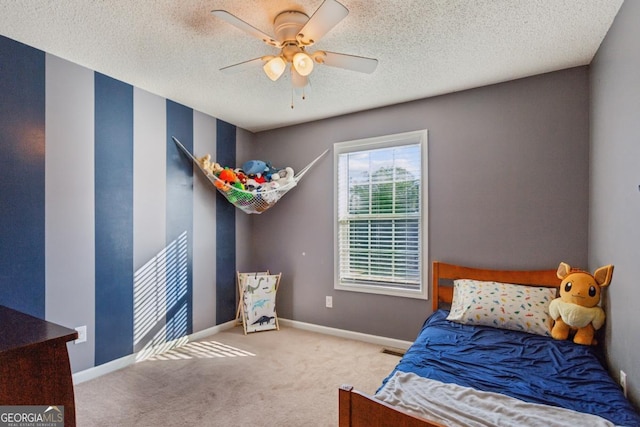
[{"left": 133, "top": 231, "right": 189, "bottom": 361}]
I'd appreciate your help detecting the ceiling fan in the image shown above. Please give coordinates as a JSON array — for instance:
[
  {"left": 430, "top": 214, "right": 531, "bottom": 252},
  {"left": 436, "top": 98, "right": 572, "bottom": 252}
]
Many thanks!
[{"left": 211, "top": 0, "right": 378, "bottom": 106}]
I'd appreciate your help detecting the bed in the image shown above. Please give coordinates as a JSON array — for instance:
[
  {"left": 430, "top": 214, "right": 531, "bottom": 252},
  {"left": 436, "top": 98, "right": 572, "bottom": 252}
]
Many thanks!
[{"left": 338, "top": 261, "right": 640, "bottom": 427}]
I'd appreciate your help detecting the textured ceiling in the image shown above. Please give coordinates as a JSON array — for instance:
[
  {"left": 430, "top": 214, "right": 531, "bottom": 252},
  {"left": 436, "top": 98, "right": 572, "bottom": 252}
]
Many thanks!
[{"left": 0, "top": 1, "right": 623, "bottom": 132}]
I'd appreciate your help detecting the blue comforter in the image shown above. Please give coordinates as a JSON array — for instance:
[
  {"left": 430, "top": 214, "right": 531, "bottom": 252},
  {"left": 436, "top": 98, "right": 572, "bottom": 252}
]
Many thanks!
[{"left": 380, "top": 310, "right": 640, "bottom": 426}]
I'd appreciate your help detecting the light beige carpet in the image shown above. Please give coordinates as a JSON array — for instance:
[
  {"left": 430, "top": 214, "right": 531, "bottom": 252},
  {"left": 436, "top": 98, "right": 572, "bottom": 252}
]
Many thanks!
[{"left": 75, "top": 325, "right": 402, "bottom": 426}]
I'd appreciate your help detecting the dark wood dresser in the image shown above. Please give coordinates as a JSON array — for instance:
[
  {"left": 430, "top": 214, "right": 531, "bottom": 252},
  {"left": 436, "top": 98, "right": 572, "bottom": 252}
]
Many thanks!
[{"left": 0, "top": 305, "right": 78, "bottom": 426}]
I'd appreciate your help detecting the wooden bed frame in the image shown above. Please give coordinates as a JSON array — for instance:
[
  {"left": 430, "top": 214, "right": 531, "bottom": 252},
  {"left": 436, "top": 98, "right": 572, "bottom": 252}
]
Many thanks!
[{"left": 338, "top": 261, "right": 560, "bottom": 427}]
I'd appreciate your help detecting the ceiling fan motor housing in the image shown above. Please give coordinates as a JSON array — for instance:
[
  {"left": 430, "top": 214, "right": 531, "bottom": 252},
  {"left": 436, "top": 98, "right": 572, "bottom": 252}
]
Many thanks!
[{"left": 273, "top": 11, "right": 309, "bottom": 44}]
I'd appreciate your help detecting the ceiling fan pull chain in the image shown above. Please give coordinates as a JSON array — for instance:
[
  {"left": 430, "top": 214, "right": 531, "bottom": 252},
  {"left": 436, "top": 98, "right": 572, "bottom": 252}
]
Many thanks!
[{"left": 291, "top": 88, "right": 295, "bottom": 109}]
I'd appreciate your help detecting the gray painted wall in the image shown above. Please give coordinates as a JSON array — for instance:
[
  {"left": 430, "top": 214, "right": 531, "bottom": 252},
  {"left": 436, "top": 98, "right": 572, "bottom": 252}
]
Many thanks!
[
  {"left": 45, "top": 54, "right": 96, "bottom": 371},
  {"left": 235, "top": 128, "right": 254, "bottom": 275},
  {"left": 131, "top": 87, "right": 169, "bottom": 357},
  {"left": 192, "top": 112, "right": 218, "bottom": 332},
  {"left": 240, "top": 67, "right": 590, "bottom": 342},
  {"left": 133, "top": 88, "right": 167, "bottom": 276},
  {"left": 590, "top": 0, "right": 640, "bottom": 409}
]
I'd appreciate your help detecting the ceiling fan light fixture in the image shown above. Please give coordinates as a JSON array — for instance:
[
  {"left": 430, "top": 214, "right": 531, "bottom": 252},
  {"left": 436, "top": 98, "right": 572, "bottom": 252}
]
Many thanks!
[
  {"left": 263, "top": 56, "right": 286, "bottom": 81},
  {"left": 292, "top": 52, "right": 314, "bottom": 76}
]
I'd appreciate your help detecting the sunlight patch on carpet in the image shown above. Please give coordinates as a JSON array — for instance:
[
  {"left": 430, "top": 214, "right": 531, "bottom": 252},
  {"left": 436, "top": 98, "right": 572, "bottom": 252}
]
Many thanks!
[{"left": 145, "top": 340, "right": 255, "bottom": 361}]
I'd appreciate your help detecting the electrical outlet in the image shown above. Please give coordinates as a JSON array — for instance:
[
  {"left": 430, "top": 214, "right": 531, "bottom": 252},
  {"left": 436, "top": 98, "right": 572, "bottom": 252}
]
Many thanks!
[
  {"left": 325, "top": 296, "right": 333, "bottom": 308},
  {"left": 75, "top": 325, "right": 87, "bottom": 344},
  {"left": 620, "top": 370, "right": 627, "bottom": 398}
]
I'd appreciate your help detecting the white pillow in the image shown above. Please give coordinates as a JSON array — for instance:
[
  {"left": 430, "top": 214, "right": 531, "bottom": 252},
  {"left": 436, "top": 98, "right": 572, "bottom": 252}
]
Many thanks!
[{"left": 446, "top": 279, "right": 556, "bottom": 336}]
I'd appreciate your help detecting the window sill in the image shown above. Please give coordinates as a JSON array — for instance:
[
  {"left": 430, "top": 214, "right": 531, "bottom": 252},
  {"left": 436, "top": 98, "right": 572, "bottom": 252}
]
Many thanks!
[{"left": 334, "top": 282, "right": 428, "bottom": 300}]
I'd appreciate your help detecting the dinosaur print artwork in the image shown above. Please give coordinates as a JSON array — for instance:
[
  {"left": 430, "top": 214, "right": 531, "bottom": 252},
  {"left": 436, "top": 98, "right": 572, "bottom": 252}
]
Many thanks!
[
  {"left": 245, "top": 277, "right": 264, "bottom": 294},
  {"left": 241, "top": 273, "right": 280, "bottom": 333},
  {"left": 252, "top": 315, "right": 275, "bottom": 326},
  {"left": 252, "top": 298, "right": 270, "bottom": 310}
]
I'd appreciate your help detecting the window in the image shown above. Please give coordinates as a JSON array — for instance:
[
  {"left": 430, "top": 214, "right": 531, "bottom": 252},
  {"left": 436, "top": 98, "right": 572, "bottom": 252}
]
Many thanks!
[{"left": 334, "top": 130, "right": 428, "bottom": 299}]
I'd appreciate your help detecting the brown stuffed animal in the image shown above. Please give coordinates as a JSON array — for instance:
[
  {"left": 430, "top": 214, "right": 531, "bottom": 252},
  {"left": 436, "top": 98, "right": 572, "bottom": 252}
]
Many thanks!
[{"left": 548, "top": 262, "right": 614, "bottom": 345}]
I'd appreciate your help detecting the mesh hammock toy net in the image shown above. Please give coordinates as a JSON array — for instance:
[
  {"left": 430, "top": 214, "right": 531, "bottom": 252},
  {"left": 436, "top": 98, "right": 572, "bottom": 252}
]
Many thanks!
[{"left": 173, "top": 137, "right": 328, "bottom": 214}]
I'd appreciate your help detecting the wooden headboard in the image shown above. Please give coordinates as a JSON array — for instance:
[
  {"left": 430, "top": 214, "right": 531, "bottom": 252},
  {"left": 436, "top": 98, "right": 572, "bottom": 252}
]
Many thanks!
[{"left": 431, "top": 261, "right": 561, "bottom": 311}]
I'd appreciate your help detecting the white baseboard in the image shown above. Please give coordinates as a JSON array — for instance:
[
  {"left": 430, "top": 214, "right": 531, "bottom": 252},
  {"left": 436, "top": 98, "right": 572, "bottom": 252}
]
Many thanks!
[
  {"left": 72, "top": 319, "right": 410, "bottom": 384},
  {"left": 72, "top": 353, "right": 136, "bottom": 385},
  {"left": 278, "top": 318, "right": 413, "bottom": 350},
  {"left": 189, "top": 319, "right": 236, "bottom": 341},
  {"left": 72, "top": 319, "right": 236, "bottom": 385}
]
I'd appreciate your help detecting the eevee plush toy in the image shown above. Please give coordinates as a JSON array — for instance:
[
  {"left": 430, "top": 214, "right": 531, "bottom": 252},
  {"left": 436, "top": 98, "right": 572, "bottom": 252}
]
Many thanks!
[{"left": 548, "top": 262, "right": 614, "bottom": 345}]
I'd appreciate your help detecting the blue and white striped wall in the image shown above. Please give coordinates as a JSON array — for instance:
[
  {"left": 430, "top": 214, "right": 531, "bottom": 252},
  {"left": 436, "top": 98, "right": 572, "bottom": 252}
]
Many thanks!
[{"left": 0, "top": 35, "right": 237, "bottom": 372}]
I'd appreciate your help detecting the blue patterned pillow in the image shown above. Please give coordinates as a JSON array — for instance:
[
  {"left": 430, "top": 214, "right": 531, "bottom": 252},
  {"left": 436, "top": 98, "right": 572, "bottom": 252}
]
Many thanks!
[{"left": 446, "top": 279, "right": 556, "bottom": 336}]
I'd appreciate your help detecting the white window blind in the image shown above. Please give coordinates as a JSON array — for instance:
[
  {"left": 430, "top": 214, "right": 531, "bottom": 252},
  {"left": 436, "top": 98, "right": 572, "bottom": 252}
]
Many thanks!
[{"left": 334, "top": 130, "right": 427, "bottom": 298}]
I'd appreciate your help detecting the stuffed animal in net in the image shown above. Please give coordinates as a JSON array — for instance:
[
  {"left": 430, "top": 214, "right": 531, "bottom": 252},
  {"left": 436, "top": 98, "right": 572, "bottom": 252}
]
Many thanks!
[
  {"left": 197, "top": 154, "right": 223, "bottom": 176},
  {"left": 271, "top": 167, "right": 295, "bottom": 187},
  {"left": 548, "top": 262, "right": 614, "bottom": 345}
]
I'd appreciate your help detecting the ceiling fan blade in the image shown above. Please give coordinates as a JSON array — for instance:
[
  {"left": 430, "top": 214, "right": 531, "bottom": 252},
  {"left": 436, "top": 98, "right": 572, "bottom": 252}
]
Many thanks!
[
  {"left": 220, "top": 57, "right": 267, "bottom": 74},
  {"left": 296, "top": 0, "right": 349, "bottom": 46},
  {"left": 211, "top": 10, "right": 280, "bottom": 47},
  {"left": 313, "top": 51, "right": 378, "bottom": 74}
]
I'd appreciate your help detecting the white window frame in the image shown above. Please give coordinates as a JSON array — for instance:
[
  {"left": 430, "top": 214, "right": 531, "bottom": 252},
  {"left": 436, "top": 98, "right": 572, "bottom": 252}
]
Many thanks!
[{"left": 333, "top": 130, "right": 428, "bottom": 299}]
